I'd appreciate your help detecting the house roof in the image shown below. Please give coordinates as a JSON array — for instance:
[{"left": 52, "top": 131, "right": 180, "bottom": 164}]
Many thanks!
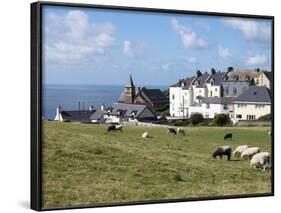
[
  {"left": 205, "top": 72, "right": 226, "bottom": 86},
  {"left": 192, "top": 72, "right": 210, "bottom": 88},
  {"left": 202, "top": 97, "right": 234, "bottom": 104},
  {"left": 89, "top": 110, "right": 105, "bottom": 120},
  {"left": 234, "top": 86, "right": 272, "bottom": 103},
  {"left": 225, "top": 69, "right": 261, "bottom": 81},
  {"left": 112, "top": 102, "right": 155, "bottom": 118},
  {"left": 60, "top": 110, "right": 93, "bottom": 122},
  {"left": 140, "top": 87, "right": 168, "bottom": 103}
]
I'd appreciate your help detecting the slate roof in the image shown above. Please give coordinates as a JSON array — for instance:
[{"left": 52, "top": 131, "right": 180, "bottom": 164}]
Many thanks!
[
  {"left": 111, "top": 102, "right": 155, "bottom": 118},
  {"left": 205, "top": 72, "right": 226, "bottom": 86},
  {"left": 225, "top": 69, "right": 260, "bottom": 81},
  {"left": 60, "top": 110, "right": 93, "bottom": 122},
  {"left": 89, "top": 110, "right": 106, "bottom": 120},
  {"left": 140, "top": 87, "right": 168, "bottom": 103},
  {"left": 170, "top": 76, "right": 196, "bottom": 89},
  {"left": 202, "top": 97, "right": 234, "bottom": 104},
  {"left": 234, "top": 86, "right": 272, "bottom": 103},
  {"left": 193, "top": 73, "right": 210, "bottom": 88}
]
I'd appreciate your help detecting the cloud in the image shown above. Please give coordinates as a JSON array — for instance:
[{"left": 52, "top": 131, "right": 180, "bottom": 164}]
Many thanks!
[
  {"left": 170, "top": 18, "right": 207, "bottom": 48},
  {"left": 187, "top": 57, "right": 197, "bottom": 64},
  {"left": 43, "top": 10, "right": 115, "bottom": 64},
  {"left": 246, "top": 54, "right": 267, "bottom": 65},
  {"left": 223, "top": 18, "right": 271, "bottom": 42},
  {"left": 123, "top": 40, "right": 146, "bottom": 58},
  {"left": 218, "top": 45, "right": 232, "bottom": 59}
]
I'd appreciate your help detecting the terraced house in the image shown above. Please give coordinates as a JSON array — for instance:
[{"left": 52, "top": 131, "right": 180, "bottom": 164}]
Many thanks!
[{"left": 169, "top": 67, "right": 272, "bottom": 121}]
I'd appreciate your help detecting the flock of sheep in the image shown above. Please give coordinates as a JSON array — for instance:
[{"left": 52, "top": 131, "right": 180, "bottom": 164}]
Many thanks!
[
  {"left": 213, "top": 132, "right": 271, "bottom": 171},
  {"left": 107, "top": 125, "right": 271, "bottom": 171}
]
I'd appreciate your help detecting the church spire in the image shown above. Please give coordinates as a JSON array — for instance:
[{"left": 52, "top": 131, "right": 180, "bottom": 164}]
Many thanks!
[{"left": 126, "top": 74, "right": 135, "bottom": 88}]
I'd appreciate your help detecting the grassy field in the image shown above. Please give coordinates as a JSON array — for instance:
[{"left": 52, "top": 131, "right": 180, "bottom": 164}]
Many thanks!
[{"left": 42, "top": 121, "right": 272, "bottom": 208}]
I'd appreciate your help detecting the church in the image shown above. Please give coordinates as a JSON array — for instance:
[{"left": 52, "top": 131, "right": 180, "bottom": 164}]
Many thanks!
[{"left": 118, "top": 74, "right": 168, "bottom": 109}]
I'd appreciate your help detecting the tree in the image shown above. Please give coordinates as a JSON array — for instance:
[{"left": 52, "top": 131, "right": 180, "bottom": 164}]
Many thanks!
[
  {"left": 258, "top": 113, "right": 271, "bottom": 121},
  {"left": 190, "top": 113, "right": 204, "bottom": 126},
  {"left": 214, "top": 114, "right": 230, "bottom": 126}
]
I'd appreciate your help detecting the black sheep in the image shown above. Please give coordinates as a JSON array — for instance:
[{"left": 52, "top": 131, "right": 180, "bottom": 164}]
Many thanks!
[
  {"left": 168, "top": 128, "right": 177, "bottom": 135},
  {"left": 224, "top": 133, "right": 232, "bottom": 140},
  {"left": 107, "top": 125, "right": 116, "bottom": 132},
  {"left": 212, "top": 146, "right": 232, "bottom": 160}
]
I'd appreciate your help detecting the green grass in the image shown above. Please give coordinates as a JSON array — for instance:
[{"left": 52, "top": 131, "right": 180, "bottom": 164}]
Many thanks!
[{"left": 42, "top": 121, "right": 272, "bottom": 208}]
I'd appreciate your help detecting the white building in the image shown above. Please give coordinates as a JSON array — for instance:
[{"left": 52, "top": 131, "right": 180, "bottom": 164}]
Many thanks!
[
  {"left": 189, "top": 97, "right": 234, "bottom": 119},
  {"left": 169, "top": 69, "right": 226, "bottom": 117},
  {"left": 233, "top": 86, "right": 271, "bottom": 123}
]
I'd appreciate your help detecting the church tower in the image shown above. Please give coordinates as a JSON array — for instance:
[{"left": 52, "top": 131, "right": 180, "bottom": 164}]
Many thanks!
[{"left": 123, "top": 74, "right": 136, "bottom": 104}]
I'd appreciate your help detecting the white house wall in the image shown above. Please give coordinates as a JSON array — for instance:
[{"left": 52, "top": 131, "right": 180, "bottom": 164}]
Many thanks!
[
  {"left": 189, "top": 103, "right": 232, "bottom": 119},
  {"left": 169, "top": 87, "right": 190, "bottom": 117},
  {"left": 206, "top": 84, "right": 221, "bottom": 97},
  {"left": 233, "top": 102, "right": 271, "bottom": 121}
]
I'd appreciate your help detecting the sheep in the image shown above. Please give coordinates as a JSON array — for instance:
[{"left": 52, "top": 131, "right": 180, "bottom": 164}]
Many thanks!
[
  {"left": 212, "top": 146, "right": 232, "bottom": 161},
  {"left": 115, "top": 124, "right": 123, "bottom": 132},
  {"left": 177, "top": 127, "right": 186, "bottom": 135},
  {"left": 250, "top": 152, "right": 270, "bottom": 171},
  {"left": 240, "top": 147, "right": 260, "bottom": 159},
  {"left": 233, "top": 145, "right": 248, "bottom": 158},
  {"left": 167, "top": 128, "right": 177, "bottom": 135},
  {"left": 224, "top": 133, "right": 232, "bottom": 140},
  {"left": 142, "top": 131, "right": 152, "bottom": 138}
]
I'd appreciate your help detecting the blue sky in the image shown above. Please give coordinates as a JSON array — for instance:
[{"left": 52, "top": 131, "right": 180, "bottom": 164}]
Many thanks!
[{"left": 42, "top": 5, "right": 272, "bottom": 86}]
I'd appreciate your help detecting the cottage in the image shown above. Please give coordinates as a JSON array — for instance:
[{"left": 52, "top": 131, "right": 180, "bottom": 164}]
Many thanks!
[
  {"left": 54, "top": 106, "right": 94, "bottom": 123},
  {"left": 233, "top": 86, "right": 271, "bottom": 122}
]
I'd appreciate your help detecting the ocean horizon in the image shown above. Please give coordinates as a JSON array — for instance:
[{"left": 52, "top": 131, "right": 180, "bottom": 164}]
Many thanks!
[{"left": 43, "top": 84, "right": 168, "bottom": 119}]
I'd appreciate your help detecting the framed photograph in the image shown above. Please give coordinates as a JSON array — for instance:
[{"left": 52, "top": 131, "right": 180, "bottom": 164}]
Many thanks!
[{"left": 31, "top": 1, "right": 274, "bottom": 211}]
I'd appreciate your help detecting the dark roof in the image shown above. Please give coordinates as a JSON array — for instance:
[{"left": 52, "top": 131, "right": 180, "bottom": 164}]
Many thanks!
[
  {"left": 202, "top": 97, "right": 234, "bottom": 104},
  {"left": 170, "top": 76, "right": 196, "bottom": 89},
  {"left": 234, "top": 86, "right": 272, "bottom": 103},
  {"left": 60, "top": 110, "right": 93, "bottom": 122},
  {"left": 193, "top": 73, "right": 210, "bottom": 88},
  {"left": 140, "top": 87, "right": 168, "bottom": 103},
  {"left": 224, "top": 69, "right": 260, "bottom": 81},
  {"left": 118, "top": 90, "right": 126, "bottom": 102},
  {"left": 89, "top": 110, "right": 105, "bottom": 120},
  {"left": 205, "top": 72, "right": 226, "bottom": 86},
  {"left": 112, "top": 102, "right": 155, "bottom": 118}
]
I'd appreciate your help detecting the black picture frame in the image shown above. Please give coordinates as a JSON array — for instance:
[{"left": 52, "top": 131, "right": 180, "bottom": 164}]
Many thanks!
[{"left": 31, "top": 1, "right": 274, "bottom": 211}]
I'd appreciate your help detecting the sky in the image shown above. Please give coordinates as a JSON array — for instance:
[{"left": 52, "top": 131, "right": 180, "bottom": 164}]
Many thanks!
[{"left": 42, "top": 5, "right": 272, "bottom": 86}]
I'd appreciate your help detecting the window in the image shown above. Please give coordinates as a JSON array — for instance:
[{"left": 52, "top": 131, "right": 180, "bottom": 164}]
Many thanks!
[
  {"left": 225, "top": 87, "right": 229, "bottom": 96},
  {"left": 236, "top": 114, "right": 242, "bottom": 119},
  {"left": 247, "top": 115, "right": 256, "bottom": 120},
  {"left": 205, "top": 113, "right": 209, "bottom": 118},
  {"left": 223, "top": 104, "right": 228, "bottom": 110},
  {"left": 215, "top": 88, "right": 217, "bottom": 92},
  {"left": 233, "top": 87, "right": 237, "bottom": 96},
  {"left": 172, "top": 94, "right": 175, "bottom": 100},
  {"left": 238, "top": 103, "right": 247, "bottom": 108},
  {"left": 206, "top": 103, "right": 210, "bottom": 109},
  {"left": 199, "top": 90, "right": 201, "bottom": 93},
  {"left": 210, "top": 91, "right": 213, "bottom": 97}
]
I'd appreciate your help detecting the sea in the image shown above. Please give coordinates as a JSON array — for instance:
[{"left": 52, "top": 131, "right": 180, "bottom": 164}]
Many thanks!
[{"left": 43, "top": 84, "right": 168, "bottom": 120}]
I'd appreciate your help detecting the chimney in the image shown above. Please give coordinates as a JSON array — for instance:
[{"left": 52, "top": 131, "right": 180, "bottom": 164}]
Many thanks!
[
  {"left": 55, "top": 106, "right": 62, "bottom": 121},
  {"left": 196, "top": 70, "right": 202, "bottom": 77},
  {"left": 256, "top": 68, "right": 260, "bottom": 72},
  {"left": 211, "top": 68, "right": 216, "bottom": 75},
  {"left": 227, "top": 66, "right": 234, "bottom": 72}
]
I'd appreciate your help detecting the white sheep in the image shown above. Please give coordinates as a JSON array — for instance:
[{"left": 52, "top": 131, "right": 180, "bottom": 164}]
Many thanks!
[
  {"left": 240, "top": 147, "right": 260, "bottom": 159},
  {"left": 268, "top": 131, "right": 272, "bottom": 136},
  {"left": 142, "top": 131, "right": 152, "bottom": 138},
  {"left": 233, "top": 145, "right": 248, "bottom": 157},
  {"left": 250, "top": 152, "right": 270, "bottom": 171},
  {"left": 177, "top": 127, "right": 186, "bottom": 135},
  {"left": 115, "top": 124, "right": 123, "bottom": 132}
]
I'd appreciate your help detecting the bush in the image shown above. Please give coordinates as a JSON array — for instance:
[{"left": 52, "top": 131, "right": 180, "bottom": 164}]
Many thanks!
[
  {"left": 190, "top": 113, "right": 204, "bottom": 126},
  {"left": 168, "top": 119, "right": 189, "bottom": 126},
  {"left": 258, "top": 113, "right": 271, "bottom": 121},
  {"left": 214, "top": 114, "right": 230, "bottom": 126}
]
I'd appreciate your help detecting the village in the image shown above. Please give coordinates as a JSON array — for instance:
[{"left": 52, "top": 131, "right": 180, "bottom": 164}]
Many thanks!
[{"left": 54, "top": 67, "right": 272, "bottom": 127}]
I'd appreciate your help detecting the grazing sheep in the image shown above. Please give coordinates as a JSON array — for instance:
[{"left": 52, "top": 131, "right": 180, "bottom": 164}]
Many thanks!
[
  {"left": 107, "top": 125, "right": 116, "bottom": 132},
  {"left": 168, "top": 128, "right": 177, "bottom": 135},
  {"left": 212, "top": 146, "right": 232, "bottom": 161},
  {"left": 177, "top": 128, "right": 185, "bottom": 135},
  {"left": 115, "top": 124, "right": 123, "bottom": 132},
  {"left": 233, "top": 145, "right": 248, "bottom": 157},
  {"left": 250, "top": 152, "right": 270, "bottom": 171},
  {"left": 224, "top": 133, "right": 232, "bottom": 140},
  {"left": 142, "top": 131, "right": 152, "bottom": 138},
  {"left": 240, "top": 147, "right": 260, "bottom": 159}
]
